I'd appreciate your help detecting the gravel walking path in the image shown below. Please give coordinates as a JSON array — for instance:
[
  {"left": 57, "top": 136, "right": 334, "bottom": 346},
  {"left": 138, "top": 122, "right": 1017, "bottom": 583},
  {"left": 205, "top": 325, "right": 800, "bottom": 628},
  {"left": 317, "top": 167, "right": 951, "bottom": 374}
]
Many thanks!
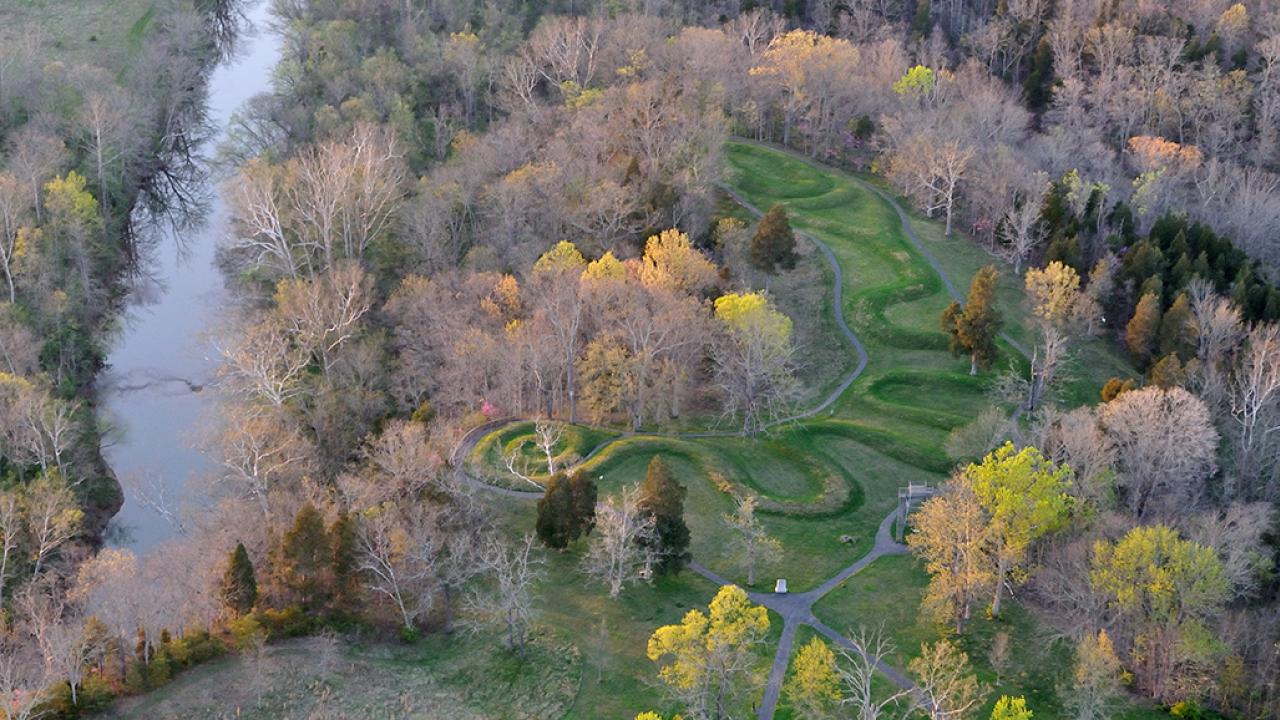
[{"left": 451, "top": 139, "right": 1024, "bottom": 718}]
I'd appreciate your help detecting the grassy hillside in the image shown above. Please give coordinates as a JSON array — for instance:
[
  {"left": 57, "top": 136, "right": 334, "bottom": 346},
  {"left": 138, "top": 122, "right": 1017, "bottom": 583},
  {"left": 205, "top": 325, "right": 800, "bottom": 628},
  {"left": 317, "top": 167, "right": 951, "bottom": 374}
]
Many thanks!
[
  {"left": 113, "top": 142, "right": 1147, "bottom": 719},
  {"left": 0, "top": 0, "right": 154, "bottom": 72}
]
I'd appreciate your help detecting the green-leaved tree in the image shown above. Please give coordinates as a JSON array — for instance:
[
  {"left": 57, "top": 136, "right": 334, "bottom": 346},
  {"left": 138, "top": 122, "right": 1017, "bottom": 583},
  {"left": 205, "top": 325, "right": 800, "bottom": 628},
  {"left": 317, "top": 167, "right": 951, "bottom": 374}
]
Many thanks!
[
  {"left": 647, "top": 585, "right": 771, "bottom": 720},
  {"left": 966, "top": 443, "right": 1073, "bottom": 618},
  {"left": 991, "top": 695, "right": 1033, "bottom": 720},
  {"left": 784, "top": 637, "right": 841, "bottom": 719},
  {"left": 1091, "top": 525, "right": 1231, "bottom": 702}
]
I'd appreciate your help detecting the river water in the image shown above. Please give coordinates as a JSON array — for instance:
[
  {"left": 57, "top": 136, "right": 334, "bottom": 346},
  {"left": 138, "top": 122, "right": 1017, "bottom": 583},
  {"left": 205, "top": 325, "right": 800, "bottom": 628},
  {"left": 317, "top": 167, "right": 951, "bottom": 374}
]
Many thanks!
[{"left": 103, "top": 0, "right": 278, "bottom": 551}]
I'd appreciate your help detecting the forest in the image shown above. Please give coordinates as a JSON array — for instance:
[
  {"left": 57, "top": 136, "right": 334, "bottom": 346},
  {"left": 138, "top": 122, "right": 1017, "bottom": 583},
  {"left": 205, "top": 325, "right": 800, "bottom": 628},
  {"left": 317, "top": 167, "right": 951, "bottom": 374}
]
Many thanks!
[{"left": 3, "top": 0, "right": 1280, "bottom": 717}]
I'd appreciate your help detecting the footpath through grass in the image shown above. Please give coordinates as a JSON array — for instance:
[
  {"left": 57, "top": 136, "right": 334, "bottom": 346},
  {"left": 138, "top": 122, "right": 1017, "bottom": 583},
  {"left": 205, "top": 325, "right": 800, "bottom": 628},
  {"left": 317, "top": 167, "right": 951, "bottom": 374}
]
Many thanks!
[{"left": 456, "top": 141, "right": 1143, "bottom": 719}]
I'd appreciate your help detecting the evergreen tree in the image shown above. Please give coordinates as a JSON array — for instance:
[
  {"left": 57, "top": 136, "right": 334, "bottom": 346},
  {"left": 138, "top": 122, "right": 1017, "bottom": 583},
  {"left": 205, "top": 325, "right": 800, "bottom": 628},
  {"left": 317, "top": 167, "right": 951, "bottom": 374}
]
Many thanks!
[
  {"left": 280, "top": 502, "right": 333, "bottom": 613},
  {"left": 941, "top": 266, "right": 1003, "bottom": 375},
  {"left": 536, "top": 472, "right": 597, "bottom": 550},
  {"left": 328, "top": 512, "right": 360, "bottom": 618},
  {"left": 1100, "top": 377, "right": 1136, "bottom": 402},
  {"left": 1158, "top": 293, "right": 1194, "bottom": 360},
  {"left": 750, "top": 204, "right": 798, "bottom": 273},
  {"left": 638, "top": 456, "right": 691, "bottom": 574},
  {"left": 1023, "top": 37, "right": 1055, "bottom": 111},
  {"left": 1148, "top": 353, "right": 1185, "bottom": 389},
  {"left": 222, "top": 542, "right": 258, "bottom": 617},
  {"left": 1126, "top": 293, "right": 1162, "bottom": 367},
  {"left": 569, "top": 471, "right": 599, "bottom": 537}
]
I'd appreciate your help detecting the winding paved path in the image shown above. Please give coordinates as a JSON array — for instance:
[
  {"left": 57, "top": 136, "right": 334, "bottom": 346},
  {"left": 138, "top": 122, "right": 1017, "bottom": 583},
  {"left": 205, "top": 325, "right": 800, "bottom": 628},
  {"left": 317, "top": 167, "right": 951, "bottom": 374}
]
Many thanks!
[
  {"left": 727, "top": 138, "right": 1031, "bottom": 361},
  {"left": 453, "top": 140, "right": 1029, "bottom": 718},
  {"left": 691, "top": 506, "right": 915, "bottom": 718}
]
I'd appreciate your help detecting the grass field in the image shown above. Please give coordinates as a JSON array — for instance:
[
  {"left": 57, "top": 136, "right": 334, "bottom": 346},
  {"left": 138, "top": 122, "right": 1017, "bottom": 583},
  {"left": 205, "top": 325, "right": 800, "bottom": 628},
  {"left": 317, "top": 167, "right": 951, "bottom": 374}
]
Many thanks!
[
  {"left": 103, "top": 630, "right": 582, "bottom": 719},
  {"left": 0, "top": 0, "right": 155, "bottom": 73},
  {"left": 468, "top": 421, "right": 620, "bottom": 489},
  {"left": 448, "top": 141, "right": 1149, "bottom": 719},
  {"left": 120, "top": 140, "right": 1145, "bottom": 718}
]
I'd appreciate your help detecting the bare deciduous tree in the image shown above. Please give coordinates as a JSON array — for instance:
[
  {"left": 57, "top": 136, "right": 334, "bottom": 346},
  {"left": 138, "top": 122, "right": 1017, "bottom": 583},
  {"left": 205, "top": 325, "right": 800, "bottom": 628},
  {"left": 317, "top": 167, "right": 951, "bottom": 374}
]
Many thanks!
[
  {"left": 885, "top": 131, "right": 974, "bottom": 236},
  {"left": 213, "top": 405, "right": 312, "bottom": 521},
  {"left": 1100, "top": 386, "right": 1218, "bottom": 520},
  {"left": 835, "top": 626, "right": 914, "bottom": 720},
  {"left": 466, "top": 534, "right": 544, "bottom": 661},
  {"left": 1000, "top": 175, "right": 1049, "bottom": 274},
  {"left": 1228, "top": 323, "right": 1280, "bottom": 500},
  {"left": 274, "top": 262, "right": 374, "bottom": 373},
  {"left": 581, "top": 484, "right": 656, "bottom": 599},
  {"left": 22, "top": 473, "right": 82, "bottom": 578},
  {"left": 1185, "top": 503, "right": 1275, "bottom": 602},
  {"left": 723, "top": 493, "right": 781, "bottom": 587},
  {"left": 909, "top": 639, "right": 989, "bottom": 720},
  {"left": 354, "top": 503, "right": 439, "bottom": 632}
]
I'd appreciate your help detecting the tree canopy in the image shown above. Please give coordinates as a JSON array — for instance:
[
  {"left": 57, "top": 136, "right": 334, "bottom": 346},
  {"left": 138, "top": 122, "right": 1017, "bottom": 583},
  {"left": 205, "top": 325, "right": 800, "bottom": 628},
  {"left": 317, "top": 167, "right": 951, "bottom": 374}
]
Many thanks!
[
  {"left": 750, "top": 204, "right": 798, "bottom": 274},
  {"left": 942, "top": 266, "right": 1002, "bottom": 376},
  {"left": 638, "top": 456, "right": 691, "bottom": 575},
  {"left": 647, "top": 584, "right": 770, "bottom": 720}
]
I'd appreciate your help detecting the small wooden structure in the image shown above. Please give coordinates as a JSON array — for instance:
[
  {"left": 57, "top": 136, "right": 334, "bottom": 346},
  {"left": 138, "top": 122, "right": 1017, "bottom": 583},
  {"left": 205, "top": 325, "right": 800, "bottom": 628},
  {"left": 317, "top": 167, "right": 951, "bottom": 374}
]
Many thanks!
[{"left": 896, "top": 483, "right": 936, "bottom": 542}]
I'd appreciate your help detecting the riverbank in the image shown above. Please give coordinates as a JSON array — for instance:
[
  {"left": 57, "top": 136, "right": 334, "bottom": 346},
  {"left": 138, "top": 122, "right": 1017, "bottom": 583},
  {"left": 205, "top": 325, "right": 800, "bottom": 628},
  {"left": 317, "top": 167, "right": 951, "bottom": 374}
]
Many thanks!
[
  {"left": 0, "top": 0, "right": 254, "bottom": 548},
  {"left": 104, "top": 0, "right": 280, "bottom": 551}
]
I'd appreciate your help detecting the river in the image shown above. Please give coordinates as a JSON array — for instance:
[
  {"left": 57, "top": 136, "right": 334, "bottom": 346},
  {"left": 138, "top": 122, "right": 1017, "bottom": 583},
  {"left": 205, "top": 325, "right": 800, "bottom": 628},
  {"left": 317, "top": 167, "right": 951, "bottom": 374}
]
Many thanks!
[{"left": 103, "top": 0, "right": 279, "bottom": 551}]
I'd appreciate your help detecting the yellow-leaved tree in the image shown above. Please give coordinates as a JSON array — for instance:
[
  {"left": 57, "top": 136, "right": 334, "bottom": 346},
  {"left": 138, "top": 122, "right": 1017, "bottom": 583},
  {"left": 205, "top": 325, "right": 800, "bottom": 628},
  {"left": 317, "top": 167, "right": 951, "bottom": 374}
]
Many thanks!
[
  {"left": 783, "top": 637, "right": 841, "bottom": 719},
  {"left": 711, "top": 292, "right": 798, "bottom": 431},
  {"left": 647, "top": 584, "right": 770, "bottom": 720},
  {"left": 966, "top": 443, "right": 1073, "bottom": 618},
  {"left": 1091, "top": 525, "right": 1230, "bottom": 703}
]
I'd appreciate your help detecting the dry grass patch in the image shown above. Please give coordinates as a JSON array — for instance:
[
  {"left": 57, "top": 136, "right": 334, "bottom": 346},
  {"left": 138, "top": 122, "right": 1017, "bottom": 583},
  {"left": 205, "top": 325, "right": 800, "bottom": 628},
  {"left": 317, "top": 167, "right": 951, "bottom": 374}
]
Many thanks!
[
  {"left": 104, "top": 631, "right": 580, "bottom": 720},
  {"left": 0, "top": 0, "right": 154, "bottom": 71}
]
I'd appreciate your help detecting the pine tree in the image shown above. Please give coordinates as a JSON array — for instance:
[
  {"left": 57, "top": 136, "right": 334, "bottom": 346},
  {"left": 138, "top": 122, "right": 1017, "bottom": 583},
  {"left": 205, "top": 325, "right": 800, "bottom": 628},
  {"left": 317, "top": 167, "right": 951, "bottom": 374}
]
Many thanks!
[
  {"left": 280, "top": 503, "right": 333, "bottom": 613},
  {"left": 1126, "top": 293, "right": 1162, "bottom": 367},
  {"left": 942, "top": 266, "right": 1003, "bottom": 375},
  {"left": 638, "top": 456, "right": 691, "bottom": 575},
  {"left": 536, "top": 472, "right": 597, "bottom": 550},
  {"left": 222, "top": 542, "right": 258, "bottom": 617},
  {"left": 1158, "top": 293, "right": 1194, "bottom": 360},
  {"left": 1148, "top": 353, "right": 1185, "bottom": 388},
  {"left": 750, "top": 204, "right": 798, "bottom": 273},
  {"left": 1023, "top": 37, "right": 1055, "bottom": 111},
  {"left": 569, "top": 471, "right": 599, "bottom": 537},
  {"left": 328, "top": 512, "right": 360, "bottom": 618}
]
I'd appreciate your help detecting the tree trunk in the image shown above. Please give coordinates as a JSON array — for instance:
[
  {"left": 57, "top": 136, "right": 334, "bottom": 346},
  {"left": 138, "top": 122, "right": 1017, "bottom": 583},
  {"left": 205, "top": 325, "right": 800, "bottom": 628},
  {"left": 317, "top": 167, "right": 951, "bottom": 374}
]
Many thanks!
[
  {"left": 444, "top": 585, "right": 454, "bottom": 634},
  {"left": 992, "top": 554, "right": 1008, "bottom": 618},
  {"left": 567, "top": 356, "right": 577, "bottom": 423},
  {"left": 970, "top": 354, "right": 978, "bottom": 376},
  {"left": 507, "top": 607, "right": 515, "bottom": 653}
]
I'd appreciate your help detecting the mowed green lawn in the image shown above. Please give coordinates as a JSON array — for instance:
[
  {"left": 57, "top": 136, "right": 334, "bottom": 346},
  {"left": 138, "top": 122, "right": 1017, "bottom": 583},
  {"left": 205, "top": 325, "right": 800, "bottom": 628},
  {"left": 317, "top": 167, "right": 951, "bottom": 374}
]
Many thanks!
[
  {"left": 129, "top": 141, "right": 1141, "bottom": 719},
  {"left": 99, "top": 140, "right": 1148, "bottom": 718},
  {"left": 454, "top": 140, "right": 1007, "bottom": 717},
  {"left": 459, "top": 141, "right": 1035, "bottom": 717}
]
